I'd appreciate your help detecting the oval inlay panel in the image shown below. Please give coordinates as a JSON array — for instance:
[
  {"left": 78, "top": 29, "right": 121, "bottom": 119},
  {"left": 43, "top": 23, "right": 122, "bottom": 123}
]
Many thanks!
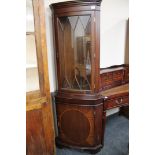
[{"left": 60, "top": 110, "right": 90, "bottom": 143}]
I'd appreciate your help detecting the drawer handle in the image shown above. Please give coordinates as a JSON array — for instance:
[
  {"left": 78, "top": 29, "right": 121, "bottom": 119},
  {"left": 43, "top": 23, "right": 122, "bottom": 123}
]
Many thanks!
[
  {"left": 115, "top": 100, "right": 120, "bottom": 104},
  {"left": 115, "top": 98, "right": 123, "bottom": 105},
  {"left": 120, "top": 98, "right": 123, "bottom": 103}
]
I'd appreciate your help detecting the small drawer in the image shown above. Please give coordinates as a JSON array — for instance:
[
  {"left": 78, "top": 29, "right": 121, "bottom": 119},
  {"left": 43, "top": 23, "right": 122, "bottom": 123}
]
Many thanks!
[
  {"left": 105, "top": 96, "right": 129, "bottom": 110},
  {"left": 102, "top": 73, "right": 113, "bottom": 85},
  {"left": 113, "top": 71, "right": 123, "bottom": 81}
]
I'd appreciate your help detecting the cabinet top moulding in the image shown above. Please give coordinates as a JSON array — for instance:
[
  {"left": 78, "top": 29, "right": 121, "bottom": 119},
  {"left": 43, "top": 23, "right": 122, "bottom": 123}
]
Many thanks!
[
  {"left": 50, "top": 0, "right": 102, "bottom": 13},
  {"left": 50, "top": 0, "right": 102, "bottom": 6}
]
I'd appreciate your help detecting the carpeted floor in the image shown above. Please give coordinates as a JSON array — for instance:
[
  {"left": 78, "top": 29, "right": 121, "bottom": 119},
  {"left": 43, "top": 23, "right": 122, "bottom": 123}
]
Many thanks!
[{"left": 56, "top": 114, "right": 129, "bottom": 155}]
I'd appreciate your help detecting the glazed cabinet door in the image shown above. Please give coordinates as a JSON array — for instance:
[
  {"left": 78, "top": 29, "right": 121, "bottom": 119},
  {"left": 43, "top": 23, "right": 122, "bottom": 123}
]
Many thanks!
[
  {"left": 54, "top": 12, "right": 95, "bottom": 92},
  {"left": 26, "top": 0, "right": 55, "bottom": 154}
]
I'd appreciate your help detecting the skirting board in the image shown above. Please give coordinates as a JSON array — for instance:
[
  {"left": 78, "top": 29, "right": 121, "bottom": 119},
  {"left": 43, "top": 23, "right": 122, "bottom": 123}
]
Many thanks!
[{"left": 106, "top": 107, "right": 119, "bottom": 116}]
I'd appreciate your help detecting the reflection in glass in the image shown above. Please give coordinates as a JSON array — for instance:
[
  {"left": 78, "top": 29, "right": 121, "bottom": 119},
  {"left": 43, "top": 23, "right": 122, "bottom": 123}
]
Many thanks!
[{"left": 58, "top": 15, "right": 91, "bottom": 90}]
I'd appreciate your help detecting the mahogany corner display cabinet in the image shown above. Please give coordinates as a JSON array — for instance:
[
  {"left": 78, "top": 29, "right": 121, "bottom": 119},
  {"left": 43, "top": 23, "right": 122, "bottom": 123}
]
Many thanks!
[{"left": 50, "top": 0, "right": 129, "bottom": 153}]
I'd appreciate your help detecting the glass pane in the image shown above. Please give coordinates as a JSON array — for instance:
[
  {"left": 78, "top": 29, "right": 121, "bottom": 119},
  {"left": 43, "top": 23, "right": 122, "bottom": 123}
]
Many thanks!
[
  {"left": 58, "top": 15, "right": 91, "bottom": 90},
  {"left": 26, "top": 0, "right": 35, "bottom": 32},
  {"left": 26, "top": 0, "right": 40, "bottom": 92}
]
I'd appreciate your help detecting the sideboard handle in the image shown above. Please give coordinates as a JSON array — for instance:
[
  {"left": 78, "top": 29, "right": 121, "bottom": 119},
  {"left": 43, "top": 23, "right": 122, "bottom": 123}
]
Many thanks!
[{"left": 115, "top": 100, "right": 120, "bottom": 104}]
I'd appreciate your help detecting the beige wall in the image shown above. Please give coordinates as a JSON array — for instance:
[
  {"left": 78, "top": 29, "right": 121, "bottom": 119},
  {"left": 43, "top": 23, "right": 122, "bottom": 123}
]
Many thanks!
[
  {"left": 100, "top": 20, "right": 129, "bottom": 68},
  {"left": 100, "top": 0, "right": 129, "bottom": 68}
]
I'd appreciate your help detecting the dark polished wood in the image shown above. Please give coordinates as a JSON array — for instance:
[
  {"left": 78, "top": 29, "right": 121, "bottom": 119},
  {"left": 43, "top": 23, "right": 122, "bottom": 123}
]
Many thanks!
[
  {"left": 56, "top": 102, "right": 103, "bottom": 146},
  {"left": 101, "top": 84, "right": 129, "bottom": 110},
  {"left": 50, "top": 0, "right": 102, "bottom": 14},
  {"left": 50, "top": 0, "right": 104, "bottom": 152},
  {"left": 54, "top": 91, "right": 104, "bottom": 153},
  {"left": 50, "top": 0, "right": 101, "bottom": 94},
  {"left": 101, "top": 83, "right": 129, "bottom": 98},
  {"left": 56, "top": 137, "right": 102, "bottom": 154},
  {"left": 100, "top": 64, "right": 129, "bottom": 91},
  {"left": 50, "top": 0, "right": 128, "bottom": 153}
]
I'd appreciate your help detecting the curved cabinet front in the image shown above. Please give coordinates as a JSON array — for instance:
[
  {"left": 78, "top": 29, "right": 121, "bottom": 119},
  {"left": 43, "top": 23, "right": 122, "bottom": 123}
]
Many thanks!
[
  {"left": 50, "top": 0, "right": 103, "bottom": 152},
  {"left": 55, "top": 94, "right": 104, "bottom": 152}
]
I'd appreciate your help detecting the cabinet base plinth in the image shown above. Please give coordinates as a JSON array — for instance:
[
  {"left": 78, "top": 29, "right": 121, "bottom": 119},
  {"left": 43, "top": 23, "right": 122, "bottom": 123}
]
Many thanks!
[{"left": 56, "top": 137, "right": 103, "bottom": 154}]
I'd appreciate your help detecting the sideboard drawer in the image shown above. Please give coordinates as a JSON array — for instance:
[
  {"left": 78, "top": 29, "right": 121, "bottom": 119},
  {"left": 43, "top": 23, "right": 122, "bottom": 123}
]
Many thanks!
[
  {"left": 113, "top": 70, "right": 123, "bottom": 81},
  {"left": 105, "top": 96, "right": 129, "bottom": 110}
]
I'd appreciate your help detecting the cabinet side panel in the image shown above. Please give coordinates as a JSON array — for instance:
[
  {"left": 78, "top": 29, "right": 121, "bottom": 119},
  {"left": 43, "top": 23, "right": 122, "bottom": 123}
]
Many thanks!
[
  {"left": 94, "top": 104, "right": 104, "bottom": 145},
  {"left": 94, "top": 11, "right": 100, "bottom": 92}
]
